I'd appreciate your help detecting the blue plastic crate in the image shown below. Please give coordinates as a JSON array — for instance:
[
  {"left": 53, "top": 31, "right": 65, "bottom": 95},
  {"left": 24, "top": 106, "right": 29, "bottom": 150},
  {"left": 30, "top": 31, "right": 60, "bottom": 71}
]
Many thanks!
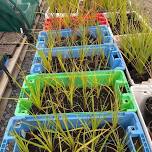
[
  {"left": 0, "top": 112, "right": 150, "bottom": 151},
  {"left": 36, "top": 25, "right": 114, "bottom": 49},
  {"left": 30, "top": 43, "right": 125, "bottom": 74}
]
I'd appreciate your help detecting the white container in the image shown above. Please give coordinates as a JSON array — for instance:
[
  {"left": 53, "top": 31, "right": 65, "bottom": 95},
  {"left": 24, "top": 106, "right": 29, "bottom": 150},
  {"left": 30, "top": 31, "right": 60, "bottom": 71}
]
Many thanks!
[
  {"left": 111, "top": 10, "right": 152, "bottom": 86},
  {"left": 114, "top": 34, "right": 152, "bottom": 86},
  {"left": 39, "top": 0, "right": 42, "bottom": 6},
  {"left": 45, "top": 8, "right": 79, "bottom": 19},
  {"left": 131, "top": 84, "right": 152, "bottom": 150}
]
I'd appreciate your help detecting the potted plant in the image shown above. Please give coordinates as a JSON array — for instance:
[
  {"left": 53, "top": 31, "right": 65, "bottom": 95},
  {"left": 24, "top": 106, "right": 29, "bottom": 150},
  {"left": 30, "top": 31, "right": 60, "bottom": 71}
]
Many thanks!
[
  {"left": 148, "top": 120, "right": 152, "bottom": 139},
  {"left": 118, "top": 31, "right": 152, "bottom": 84},
  {"left": 1, "top": 112, "right": 150, "bottom": 152},
  {"left": 30, "top": 44, "right": 126, "bottom": 74},
  {"left": 107, "top": 10, "right": 151, "bottom": 35},
  {"left": 15, "top": 70, "right": 137, "bottom": 116},
  {"left": 144, "top": 97, "right": 152, "bottom": 125},
  {"left": 36, "top": 25, "right": 113, "bottom": 50},
  {"left": 131, "top": 85, "right": 152, "bottom": 149},
  {"left": 78, "top": 0, "right": 128, "bottom": 14}
]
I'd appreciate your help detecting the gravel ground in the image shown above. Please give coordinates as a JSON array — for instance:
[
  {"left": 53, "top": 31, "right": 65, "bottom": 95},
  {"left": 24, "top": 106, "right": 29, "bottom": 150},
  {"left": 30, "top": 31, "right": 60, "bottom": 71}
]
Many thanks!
[{"left": 0, "top": 50, "right": 35, "bottom": 143}]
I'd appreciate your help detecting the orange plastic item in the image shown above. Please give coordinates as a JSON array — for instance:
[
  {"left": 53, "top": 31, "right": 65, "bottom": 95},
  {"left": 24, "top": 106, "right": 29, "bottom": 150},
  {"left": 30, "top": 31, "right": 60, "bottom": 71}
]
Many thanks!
[{"left": 43, "top": 13, "right": 108, "bottom": 31}]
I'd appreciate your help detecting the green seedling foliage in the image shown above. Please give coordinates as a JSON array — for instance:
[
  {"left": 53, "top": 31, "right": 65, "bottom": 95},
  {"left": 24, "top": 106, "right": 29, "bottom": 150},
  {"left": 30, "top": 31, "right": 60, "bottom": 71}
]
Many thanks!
[
  {"left": 12, "top": 113, "right": 134, "bottom": 151},
  {"left": 120, "top": 32, "right": 152, "bottom": 76},
  {"left": 47, "top": 0, "right": 79, "bottom": 13}
]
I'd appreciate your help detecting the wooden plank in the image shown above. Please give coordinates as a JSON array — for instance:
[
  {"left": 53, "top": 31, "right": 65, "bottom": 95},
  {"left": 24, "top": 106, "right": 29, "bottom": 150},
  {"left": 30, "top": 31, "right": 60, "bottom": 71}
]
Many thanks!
[
  {"left": 0, "top": 37, "right": 27, "bottom": 100},
  {"left": 0, "top": 38, "right": 28, "bottom": 120},
  {"left": 0, "top": 33, "right": 23, "bottom": 44},
  {"left": 0, "top": 45, "right": 17, "bottom": 56},
  {"left": 0, "top": 33, "right": 23, "bottom": 56}
]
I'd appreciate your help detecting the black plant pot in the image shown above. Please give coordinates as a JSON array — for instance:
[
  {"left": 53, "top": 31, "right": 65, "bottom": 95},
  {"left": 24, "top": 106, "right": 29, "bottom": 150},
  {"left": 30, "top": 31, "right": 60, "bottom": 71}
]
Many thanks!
[
  {"left": 148, "top": 120, "right": 152, "bottom": 139},
  {"left": 144, "top": 97, "right": 152, "bottom": 124}
]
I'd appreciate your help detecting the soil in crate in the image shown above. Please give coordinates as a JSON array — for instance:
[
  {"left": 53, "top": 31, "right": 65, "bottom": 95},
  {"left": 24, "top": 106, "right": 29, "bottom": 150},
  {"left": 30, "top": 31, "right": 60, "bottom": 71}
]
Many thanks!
[
  {"left": 109, "top": 12, "right": 143, "bottom": 35},
  {"left": 30, "top": 86, "right": 115, "bottom": 114},
  {"left": 24, "top": 123, "right": 143, "bottom": 151},
  {"left": 144, "top": 97, "right": 152, "bottom": 124},
  {"left": 124, "top": 57, "right": 151, "bottom": 84},
  {"left": 43, "top": 55, "right": 109, "bottom": 73},
  {"left": 50, "top": 33, "right": 103, "bottom": 47},
  {"left": 148, "top": 121, "right": 152, "bottom": 139}
]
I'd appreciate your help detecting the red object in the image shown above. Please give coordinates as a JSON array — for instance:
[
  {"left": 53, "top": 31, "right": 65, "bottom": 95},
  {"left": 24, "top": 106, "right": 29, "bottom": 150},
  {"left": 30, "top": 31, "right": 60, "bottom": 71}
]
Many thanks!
[{"left": 44, "top": 13, "right": 108, "bottom": 31}]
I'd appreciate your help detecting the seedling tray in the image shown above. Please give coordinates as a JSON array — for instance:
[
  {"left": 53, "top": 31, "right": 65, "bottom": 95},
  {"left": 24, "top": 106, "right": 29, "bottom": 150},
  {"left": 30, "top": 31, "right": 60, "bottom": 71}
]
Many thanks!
[
  {"left": 15, "top": 70, "right": 137, "bottom": 116},
  {"left": 114, "top": 34, "right": 152, "bottom": 86},
  {"left": 44, "top": 13, "right": 108, "bottom": 31},
  {"left": 0, "top": 112, "right": 150, "bottom": 152},
  {"left": 36, "top": 25, "right": 113, "bottom": 49},
  {"left": 30, "top": 43, "right": 126, "bottom": 74},
  {"left": 126, "top": 66, "right": 152, "bottom": 86},
  {"left": 104, "top": 11, "right": 152, "bottom": 35},
  {"left": 131, "top": 85, "right": 152, "bottom": 150}
]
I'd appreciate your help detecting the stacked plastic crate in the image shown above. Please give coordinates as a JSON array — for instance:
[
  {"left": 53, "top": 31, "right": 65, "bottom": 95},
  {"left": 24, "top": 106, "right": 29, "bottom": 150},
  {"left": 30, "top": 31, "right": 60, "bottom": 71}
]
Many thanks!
[{"left": 0, "top": 1, "right": 152, "bottom": 152}]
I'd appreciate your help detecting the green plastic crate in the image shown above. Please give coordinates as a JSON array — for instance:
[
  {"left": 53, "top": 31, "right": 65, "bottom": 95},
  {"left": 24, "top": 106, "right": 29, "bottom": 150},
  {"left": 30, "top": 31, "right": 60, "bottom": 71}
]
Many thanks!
[{"left": 15, "top": 70, "right": 137, "bottom": 116}]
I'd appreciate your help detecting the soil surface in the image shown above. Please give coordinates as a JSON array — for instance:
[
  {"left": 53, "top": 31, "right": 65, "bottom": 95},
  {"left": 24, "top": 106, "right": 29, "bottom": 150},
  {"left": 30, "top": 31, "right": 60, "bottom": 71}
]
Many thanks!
[
  {"left": 42, "top": 55, "right": 109, "bottom": 73},
  {"left": 31, "top": 86, "right": 115, "bottom": 114},
  {"left": 52, "top": 34, "right": 103, "bottom": 47},
  {"left": 25, "top": 124, "right": 131, "bottom": 152},
  {"left": 124, "top": 58, "right": 151, "bottom": 84}
]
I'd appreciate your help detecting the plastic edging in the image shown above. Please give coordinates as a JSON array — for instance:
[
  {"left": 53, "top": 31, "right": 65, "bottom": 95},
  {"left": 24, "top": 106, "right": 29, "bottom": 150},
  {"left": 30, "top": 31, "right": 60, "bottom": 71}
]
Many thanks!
[
  {"left": 0, "top": 112, "right": 151, "bottom": 152},
  {"left": 44, "top": 13, "right": 109, "bottom": 31},
  {"left": 36, "top": 25, "right": 114, "bottom": 49},
  {"left": 30, "top": 43, "right": 126, "bottom": 74},
  {"left": 131, "top": 85, "right": 152, "bottom": 151},
  {"left": 15, "top": 70, "right": 137, "bottom": 116}
]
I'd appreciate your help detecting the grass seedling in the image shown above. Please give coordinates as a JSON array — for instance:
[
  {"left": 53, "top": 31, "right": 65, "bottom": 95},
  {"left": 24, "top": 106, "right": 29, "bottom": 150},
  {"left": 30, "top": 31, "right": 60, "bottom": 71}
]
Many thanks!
[
  {"left": 47, "top": 0, "right": 79, "bottom": 14},
  {"left": 78, "top": 0, "right": 125, "bottom": 13},
  {"left": 108, "top": 0, "right": 151, "bottom": 35},
  {"left": 38, "top": 43, "right": 108, "bottom": 74},
  {"left": 12, "top": 113, "right": 136, "bottom": 151},
  {"left": 120, "top": 31, "right": 152, "bottom": 79},
  {"left": 19, "top": 72, "right": 124, "bottom": 115}
]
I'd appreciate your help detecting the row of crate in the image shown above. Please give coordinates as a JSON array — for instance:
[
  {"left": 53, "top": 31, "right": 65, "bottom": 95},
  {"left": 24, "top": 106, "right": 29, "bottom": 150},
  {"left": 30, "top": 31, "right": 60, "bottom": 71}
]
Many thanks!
[{"left": 0, "top": 13, "right": 151, "bottom": 151}]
